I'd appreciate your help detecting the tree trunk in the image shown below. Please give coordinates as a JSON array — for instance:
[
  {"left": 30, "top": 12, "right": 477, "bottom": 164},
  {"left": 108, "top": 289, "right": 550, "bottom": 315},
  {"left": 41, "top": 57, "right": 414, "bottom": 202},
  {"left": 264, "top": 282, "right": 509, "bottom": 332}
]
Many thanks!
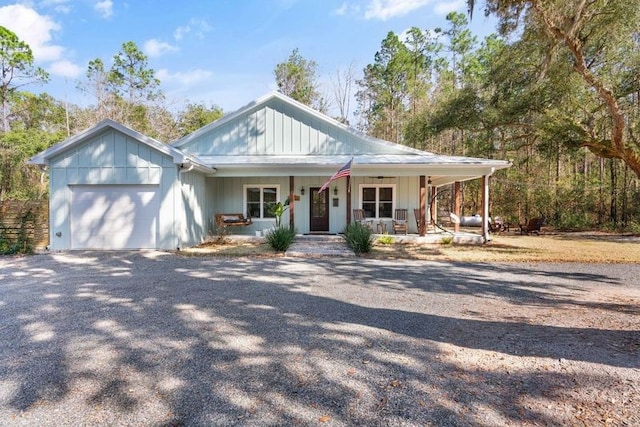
[{"left": 609, "top": 159, "right": 617, "bottom": 226}]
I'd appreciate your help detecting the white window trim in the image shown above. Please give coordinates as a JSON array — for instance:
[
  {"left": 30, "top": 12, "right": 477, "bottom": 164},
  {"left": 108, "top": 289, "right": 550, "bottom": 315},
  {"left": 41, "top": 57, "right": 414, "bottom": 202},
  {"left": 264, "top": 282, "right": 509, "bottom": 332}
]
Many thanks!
[
  {"left": 359, "top": 184, "right": 396, "bottom": 219},
  {"left": 243, "top": 184, "right": 280, "bottom": 221}
]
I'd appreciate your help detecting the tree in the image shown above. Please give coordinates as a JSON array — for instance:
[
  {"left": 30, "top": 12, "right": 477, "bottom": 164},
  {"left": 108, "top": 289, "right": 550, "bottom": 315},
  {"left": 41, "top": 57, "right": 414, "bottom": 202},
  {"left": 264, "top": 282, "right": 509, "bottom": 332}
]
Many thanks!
[
  {"left": 78, "top": 41, "right": 163, "bottom": 132},
  {"left": 356, "top": 31, "right": 410, "bottom": 142},
  {"left": 330, "top": 62, "right": 356, "bottom": 124},
  {"left": 110, "top": 41, "right": 161, "bottom": 105},
  {"left": 274, "top": 48, "right": 326, "bottom": 112},
  {"left": 467, "top": 0, "right": 640, "bottom": 180},
  {"left": 0, "top": 27, "right": 51, "bottom": 200},
  {"left": 0, "top": 26, "right": 49, "bottom": 132},
  {"left": 177, "top": 102, "right": 224, "bottom": 137}
]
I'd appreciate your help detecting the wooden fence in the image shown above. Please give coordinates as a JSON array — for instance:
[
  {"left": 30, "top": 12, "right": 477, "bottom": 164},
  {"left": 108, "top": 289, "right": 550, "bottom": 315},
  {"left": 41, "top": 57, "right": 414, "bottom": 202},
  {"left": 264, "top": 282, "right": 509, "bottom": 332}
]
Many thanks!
[{"left": 0, "top": 200, "right": 49, "bottom": 250}]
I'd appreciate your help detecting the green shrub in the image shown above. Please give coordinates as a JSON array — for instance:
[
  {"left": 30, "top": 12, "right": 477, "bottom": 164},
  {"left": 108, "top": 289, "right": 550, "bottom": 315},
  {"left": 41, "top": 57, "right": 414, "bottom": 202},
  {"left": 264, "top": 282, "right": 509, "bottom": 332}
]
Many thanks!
[
  {"left": 265, "top": 226, "right": 296, "bottom": 252},
  {"left": 342, "top": 222, "right": 374, "bottom": 254},
  {"left": 440, "top": 235, "right": 454, "bottom": 245},
  {"left": 554, "top": 212, "right": 593, "bottom": 231}
]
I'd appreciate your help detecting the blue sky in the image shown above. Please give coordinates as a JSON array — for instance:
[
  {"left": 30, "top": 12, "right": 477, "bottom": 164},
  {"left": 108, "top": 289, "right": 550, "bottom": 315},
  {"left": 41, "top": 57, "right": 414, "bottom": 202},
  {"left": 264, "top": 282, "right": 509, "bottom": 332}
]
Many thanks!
[{"left": 0, "top": 0, "right": 497, "bottom": 116}]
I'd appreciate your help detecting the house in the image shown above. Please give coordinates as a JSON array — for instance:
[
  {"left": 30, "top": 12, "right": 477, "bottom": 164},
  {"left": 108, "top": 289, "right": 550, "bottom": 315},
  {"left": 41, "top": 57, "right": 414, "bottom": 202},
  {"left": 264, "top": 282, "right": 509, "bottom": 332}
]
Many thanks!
[{"left": 29, "top": 92, "right": 510, "bottom": 250}]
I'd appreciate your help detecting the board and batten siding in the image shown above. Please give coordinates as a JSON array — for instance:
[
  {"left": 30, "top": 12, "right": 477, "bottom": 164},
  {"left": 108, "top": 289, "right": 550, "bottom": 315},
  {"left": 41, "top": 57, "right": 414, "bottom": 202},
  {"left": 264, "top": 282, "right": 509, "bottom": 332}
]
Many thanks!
[
  {"left": 178, "top": 168, "right": 208, "bottom": 248},
  {"left": 48, "top": 128, "right": 180, "bottom": 250},
  {"left": 204, "top": 176, "right": 422, "bottom": 235},
  {"left": 206, "top": 176, "right": 291, "bottom": 235},
  {"left": 350, "top": 176, "right": 422, "bottom": 234},
  {"left": 180, "top": 98, "right": 400, "bottom": 157}
]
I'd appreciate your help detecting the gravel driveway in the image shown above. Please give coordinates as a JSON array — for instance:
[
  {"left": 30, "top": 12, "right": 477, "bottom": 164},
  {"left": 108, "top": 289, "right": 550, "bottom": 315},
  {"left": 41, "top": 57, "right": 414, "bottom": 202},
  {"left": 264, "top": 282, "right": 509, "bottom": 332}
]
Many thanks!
[{"left": 0, "top": 252, "right": 638, "bottom": 426}]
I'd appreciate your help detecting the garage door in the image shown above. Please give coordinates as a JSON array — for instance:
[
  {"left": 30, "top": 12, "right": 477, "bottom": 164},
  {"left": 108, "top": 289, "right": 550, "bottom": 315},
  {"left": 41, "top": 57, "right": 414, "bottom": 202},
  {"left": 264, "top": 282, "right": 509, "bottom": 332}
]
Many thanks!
[{"left": 71, "top": 185, "right": 159, "bottom": 249}]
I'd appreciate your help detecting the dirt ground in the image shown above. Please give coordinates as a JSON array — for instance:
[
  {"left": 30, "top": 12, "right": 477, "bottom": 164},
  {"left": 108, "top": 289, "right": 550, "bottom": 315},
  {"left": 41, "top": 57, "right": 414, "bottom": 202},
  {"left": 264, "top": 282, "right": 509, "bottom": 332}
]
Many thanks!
[{"left": 190, "top": 230, "right": 640, "bottom": 263}]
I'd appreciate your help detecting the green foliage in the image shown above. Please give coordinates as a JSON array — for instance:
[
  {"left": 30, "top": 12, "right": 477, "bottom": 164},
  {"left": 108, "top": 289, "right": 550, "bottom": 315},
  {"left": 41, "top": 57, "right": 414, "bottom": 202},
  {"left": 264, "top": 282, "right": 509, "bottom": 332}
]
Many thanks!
[
  {"left": 440, "top": 235, "right": 454, "bottom": 245},
  {"left": 274, "top": 48, "right": 325, "bottom": 112},
  {"left": 110, "top": 41, "right": 161, "bottom": 103},
  {"left": 78, "top": 41, "right": 163, "bottom": 133},
  {"left": 0, "top": 210, "right": 34, "bottom": 255},
  {"left": 178, "top": 102, "right": 224, "bottom": 136},
  {"left": 553, "top": 212, "right": 594, "bottom": 232},
  {"left": 377, "top": 234, "right": 394, "bottom": 245},
  {"left": 0, "top": 26, "right": 50, "bottom": 131},
  {"left": 268, "top": 198, "right": 290, "bottom": 227},
  {"left": 342, "top": 222, "right": 374, "bottom": 254},
  {"left": 265, "top": 226, "right": 296, "bottom": 252}
]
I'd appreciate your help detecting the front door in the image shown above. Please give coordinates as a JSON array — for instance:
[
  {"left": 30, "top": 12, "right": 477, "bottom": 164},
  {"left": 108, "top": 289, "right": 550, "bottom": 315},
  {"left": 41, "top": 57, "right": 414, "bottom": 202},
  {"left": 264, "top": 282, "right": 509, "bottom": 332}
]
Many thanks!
[{"left": 310, "top": 187, "right": 329, "bottom": 232}]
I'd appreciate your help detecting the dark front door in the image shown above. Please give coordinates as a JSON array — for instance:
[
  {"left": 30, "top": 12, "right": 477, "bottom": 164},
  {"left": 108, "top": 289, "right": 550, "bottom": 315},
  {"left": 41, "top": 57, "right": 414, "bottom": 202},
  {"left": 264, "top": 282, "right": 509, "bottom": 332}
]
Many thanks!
[{"left": 310, "top": 187, "right": 329, "bottom": 232}]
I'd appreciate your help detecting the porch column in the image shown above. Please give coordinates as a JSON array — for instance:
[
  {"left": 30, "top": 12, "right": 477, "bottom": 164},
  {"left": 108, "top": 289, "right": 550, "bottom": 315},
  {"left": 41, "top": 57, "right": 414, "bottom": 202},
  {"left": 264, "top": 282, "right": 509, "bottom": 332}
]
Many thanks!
[
  {"left": 454, "top": 181, "right": 461, "bottom": 233},
  {"left": 419, "top": 176, "right": 426, "bottom": 236},
  {"left": 481, "top": 175, "right": 490, "bottom": 242},
  {"left": 289, "top": 176, "right": 295, "bottom": 229},
  {"left": 430, "top": 185, "right": 437, "bottom": 226},
  {"left": 346, "top": 175, "right": 352, "bottom": 224}
]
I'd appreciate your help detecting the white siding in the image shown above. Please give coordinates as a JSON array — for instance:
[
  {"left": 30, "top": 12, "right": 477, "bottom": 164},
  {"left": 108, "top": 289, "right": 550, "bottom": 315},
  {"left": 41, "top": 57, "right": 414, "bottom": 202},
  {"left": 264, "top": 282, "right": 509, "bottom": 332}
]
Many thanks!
[
  {"left": 48, "top": 129, "right": 180, "bottom": 250},
  {"left": 179, "top": 97, "right": 405, "bottom": 157},
  {"left": 70, "top": 185, "right": 158, "bottom": 249},
  {"left": 178, "top": 168, "right": 208, "bottom": 248}
]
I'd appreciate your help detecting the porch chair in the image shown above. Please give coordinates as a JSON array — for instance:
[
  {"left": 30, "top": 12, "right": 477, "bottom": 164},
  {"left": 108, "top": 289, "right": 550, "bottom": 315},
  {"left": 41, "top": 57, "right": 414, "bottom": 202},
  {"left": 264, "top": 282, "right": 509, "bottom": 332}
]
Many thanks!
[
  {"left": 488, "top": 216, "right": 508, "bottom": 233},
  {"left": 393, "top": 208, "right": 408, "bottom": 234},
  {"left": 519, "top": 215, "right": 545, "bottom": 235},
  {"left": 353, "top": 209, "right": 373, "bottom": 230}
]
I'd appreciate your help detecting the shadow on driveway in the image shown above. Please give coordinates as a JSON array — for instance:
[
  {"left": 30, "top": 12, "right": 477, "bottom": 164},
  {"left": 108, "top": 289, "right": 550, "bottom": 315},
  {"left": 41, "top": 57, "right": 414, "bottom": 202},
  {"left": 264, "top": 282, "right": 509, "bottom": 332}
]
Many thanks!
[{"left": 0, "top": 252, "right": 638, "bottom": 426}]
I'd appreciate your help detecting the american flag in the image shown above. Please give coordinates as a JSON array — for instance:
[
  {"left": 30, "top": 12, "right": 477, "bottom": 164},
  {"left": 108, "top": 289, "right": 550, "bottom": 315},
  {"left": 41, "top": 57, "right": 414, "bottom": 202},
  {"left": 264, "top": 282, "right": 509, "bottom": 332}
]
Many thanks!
[{"left": 319, "top": 158, "right": 353, "bottom": 192}]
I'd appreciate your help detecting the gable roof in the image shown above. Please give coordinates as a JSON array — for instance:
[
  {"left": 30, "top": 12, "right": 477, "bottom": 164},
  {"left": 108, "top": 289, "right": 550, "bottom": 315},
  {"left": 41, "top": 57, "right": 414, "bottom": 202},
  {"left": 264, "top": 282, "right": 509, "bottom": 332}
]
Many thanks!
[
  {"left": 172, "top": 91, "right": 424, "bottom": 157},
  {"left": 29, "top": 119, "right": 214, "bottom": 174},
  {"left": 171, "top": 92, "right": 510, "bottom": 182}
]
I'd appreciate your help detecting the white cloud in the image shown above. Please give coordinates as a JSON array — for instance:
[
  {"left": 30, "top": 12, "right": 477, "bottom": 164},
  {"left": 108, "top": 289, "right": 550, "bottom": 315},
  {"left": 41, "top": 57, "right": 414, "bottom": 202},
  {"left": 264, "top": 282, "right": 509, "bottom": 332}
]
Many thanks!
[
  {"left": 334, "top": 2, "right": 348, "bottom": 15},
  {"left": 434, "top": 0, "right": 465, "bottom": 15},
  {"left": 173, "top": 24, "right": 190, "bottom": 41},
  {"left": 157, "top": 69, "right": 213, "bottom": 87},
  {"left": 39, "top": 0, "right": 73, "bottom": 14},
  {"left": 364, "top": 0, "right": 432, "bottom": 21},
  {"left": 49, "top": 59, "right": 83, "bottom": 78},
  {"left": 143, "top": 39, "right": 179, "bottom": 58},
  {"left": 94, "top": 0, "right": 113, "bottom": 19},
  {"left": 0, "top": 4, "right": 64, "bottom": 62},
  {"left": 173, "top": 18, "right": 212, "bottom": 41}
]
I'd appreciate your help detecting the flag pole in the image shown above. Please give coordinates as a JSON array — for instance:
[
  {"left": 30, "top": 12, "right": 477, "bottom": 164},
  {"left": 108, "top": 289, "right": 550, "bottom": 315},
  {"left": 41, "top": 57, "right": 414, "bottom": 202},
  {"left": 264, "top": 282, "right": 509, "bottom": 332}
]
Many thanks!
[{"left": 346, "top": 174, "right": 352, "bottom": 224}]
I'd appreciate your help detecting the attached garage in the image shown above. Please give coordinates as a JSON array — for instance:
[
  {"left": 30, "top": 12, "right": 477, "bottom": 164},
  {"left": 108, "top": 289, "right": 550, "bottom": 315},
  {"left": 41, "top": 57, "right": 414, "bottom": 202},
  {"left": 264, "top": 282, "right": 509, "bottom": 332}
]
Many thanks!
[
  {"left": 70, "top": 185, "right": 159, "bottom": 249},
  {"left": 29, "top": 120, "right": 214, "bottom": 251}
]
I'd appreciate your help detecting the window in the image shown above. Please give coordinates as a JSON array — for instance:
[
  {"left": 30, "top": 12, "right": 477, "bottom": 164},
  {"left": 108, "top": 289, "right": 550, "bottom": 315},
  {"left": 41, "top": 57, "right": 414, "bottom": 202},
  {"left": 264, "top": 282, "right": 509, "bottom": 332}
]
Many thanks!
[
  {"left": 360, "top": 184, "right": 395, "bottom": 218},
  {"left": 245, "top": 185, "right": 279, "bottom": 219}
]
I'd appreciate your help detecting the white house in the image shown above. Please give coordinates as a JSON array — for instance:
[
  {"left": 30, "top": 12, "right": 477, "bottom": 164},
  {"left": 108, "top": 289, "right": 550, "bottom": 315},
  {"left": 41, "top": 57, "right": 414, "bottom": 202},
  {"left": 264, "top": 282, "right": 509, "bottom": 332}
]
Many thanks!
[{"left": 29, "top": 92, "right": 510, "bottom": 250}]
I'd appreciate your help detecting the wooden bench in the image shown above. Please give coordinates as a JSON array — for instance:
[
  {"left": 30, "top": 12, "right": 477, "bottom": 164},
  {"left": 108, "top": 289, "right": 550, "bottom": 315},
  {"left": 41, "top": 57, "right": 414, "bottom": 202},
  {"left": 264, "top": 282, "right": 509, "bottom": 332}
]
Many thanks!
[{"left": 215, "top": 213, "right": 252, "bottom": 229}]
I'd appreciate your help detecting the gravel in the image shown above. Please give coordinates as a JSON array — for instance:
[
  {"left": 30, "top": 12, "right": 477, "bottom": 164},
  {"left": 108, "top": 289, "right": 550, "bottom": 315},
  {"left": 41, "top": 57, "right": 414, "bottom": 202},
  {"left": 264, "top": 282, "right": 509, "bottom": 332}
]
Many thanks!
[{"left": 0, "top": 252, "right": 638, "bottom": 426}]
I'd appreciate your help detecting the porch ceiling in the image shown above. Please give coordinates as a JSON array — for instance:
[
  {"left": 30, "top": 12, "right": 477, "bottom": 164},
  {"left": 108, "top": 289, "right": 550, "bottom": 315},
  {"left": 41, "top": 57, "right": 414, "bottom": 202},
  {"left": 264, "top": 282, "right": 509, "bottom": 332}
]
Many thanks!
[{"left": 199, "top": 154, "right": 510, "bottom": 180}]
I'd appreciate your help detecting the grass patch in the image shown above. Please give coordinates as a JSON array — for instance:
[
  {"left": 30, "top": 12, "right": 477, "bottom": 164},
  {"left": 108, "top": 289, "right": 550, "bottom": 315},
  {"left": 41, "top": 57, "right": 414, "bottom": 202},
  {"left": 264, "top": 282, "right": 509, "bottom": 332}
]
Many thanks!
[
  {"left": 369, "top": 233, "right": 640, "bottom": 263},
  {"left": 183, "top": 239, "right": 278, "bottom": 257}
]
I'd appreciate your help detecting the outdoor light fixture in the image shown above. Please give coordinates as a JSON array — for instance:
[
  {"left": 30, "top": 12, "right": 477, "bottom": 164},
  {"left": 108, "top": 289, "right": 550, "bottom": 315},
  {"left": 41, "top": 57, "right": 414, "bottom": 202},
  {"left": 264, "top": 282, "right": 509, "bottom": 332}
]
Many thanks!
[
  {"left": 300, "top": 186, "right": 305, "bottom": 195},
  {"left": 333, "top": 186, "right": 338, "bottom": 195}
]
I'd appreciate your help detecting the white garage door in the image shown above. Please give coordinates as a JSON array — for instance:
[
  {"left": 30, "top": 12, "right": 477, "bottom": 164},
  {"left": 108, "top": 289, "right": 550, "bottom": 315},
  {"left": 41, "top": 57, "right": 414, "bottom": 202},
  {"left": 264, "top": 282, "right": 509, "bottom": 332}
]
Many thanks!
[{"left": 71, "top": 185, "right": 159, "bottom": 249}]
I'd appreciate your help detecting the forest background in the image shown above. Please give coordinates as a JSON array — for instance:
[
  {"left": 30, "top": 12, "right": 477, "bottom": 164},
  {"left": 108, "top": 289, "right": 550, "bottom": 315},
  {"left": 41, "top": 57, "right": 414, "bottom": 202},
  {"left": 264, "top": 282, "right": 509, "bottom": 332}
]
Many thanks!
[{"left": 1, "top": 0, "right": 639, "bottom": 232}]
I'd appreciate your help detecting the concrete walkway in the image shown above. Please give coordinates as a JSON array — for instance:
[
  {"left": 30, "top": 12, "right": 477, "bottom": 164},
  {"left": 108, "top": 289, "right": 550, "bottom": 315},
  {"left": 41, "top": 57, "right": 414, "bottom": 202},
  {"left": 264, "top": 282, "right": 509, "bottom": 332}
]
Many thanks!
[{"left": 285, "top": 234, "right": 355, "bottom": 257}]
